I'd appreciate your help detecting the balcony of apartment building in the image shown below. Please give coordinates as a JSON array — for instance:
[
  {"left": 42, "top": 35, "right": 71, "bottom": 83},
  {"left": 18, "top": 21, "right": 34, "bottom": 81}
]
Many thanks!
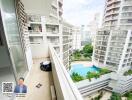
[
  {"left": 123, "top": 0, "right": 132, "bottom": 6},
  {"left": 63, "top": 37, "right": 70, "bottom": 44},
  {"left": 58, "top": 0, "right": 63, "bottom": 5},
  {"left": 50, "top": 6, "right": 58, "bottom": 19},
  {"left": 52, "top": 0, "right": 57, "bottom": 8},
  {"left": 63, "top": 57, "right": 69, "bottom": 67},
  {"left": 105, "top": 10, "right": 119, "bottom": 17},
  {"left": 47, "top": 37, "right": 60, "bottom": 46},
  {"left": 121, "top": 12, "right": 132, "bottom": 19},
  {"left": 63, "top": 30, "right": 70, "bottom": 35},
  {"left": 46, "top": 24, "right": 60, "bottom": 36},
  {"left": 107, "top": 0, "right": 121, "bottom": 6},
  {"left": 63, "top": 45, "right": 69, "bottom": 52},
  {"left": 17, "top": 45, "right": 83, "bottom": 100},
  {"left": 119, "top": 19, "right": 132, "bottom": 26},
  {"left": 105, "top": 16, "right": 118, "bottom": 22},
  {"left": 45, "top": 16, "right": 59, "bottom": 25},
  {"left": 63, "top": 52, "right": 69, "bottom": 60},
  {"left": 59, "top": 7, "right": 63, "bottom": 13},
  {"left": 29, "top": 36, "right": 43, "bottom": 44},
  {"left": 106, "top": 4, "right": 120, "bottom": 11},
  {"left": 28, "top": 24, "right": 42, "bottom": 33},
  {"left": 122, "top": 6, "right": 132, "bottom": 12}
]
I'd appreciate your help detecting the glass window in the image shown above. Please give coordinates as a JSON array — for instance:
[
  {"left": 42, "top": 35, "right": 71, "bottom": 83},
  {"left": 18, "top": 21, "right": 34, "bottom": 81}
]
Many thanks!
[{"left": 1, "top": 0, "right": 28, "bottom": 78}]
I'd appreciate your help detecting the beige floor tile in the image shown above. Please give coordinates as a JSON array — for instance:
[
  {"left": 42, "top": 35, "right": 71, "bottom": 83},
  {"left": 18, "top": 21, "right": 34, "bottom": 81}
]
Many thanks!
[{"left": 17, "top": 58, "right": 52, "bottom": 100}]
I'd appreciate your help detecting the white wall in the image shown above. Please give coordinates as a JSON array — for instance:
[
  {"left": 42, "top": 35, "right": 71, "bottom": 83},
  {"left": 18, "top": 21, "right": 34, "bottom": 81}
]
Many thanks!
[
  {"left": 21, "top": 0, "right": 52, "bottom": 16},
  {"left": 30, "top": 41, "right": 49, "bottom": 59},
  {"left": 25, "top": 47, "right": 33, "bottom": 70}
]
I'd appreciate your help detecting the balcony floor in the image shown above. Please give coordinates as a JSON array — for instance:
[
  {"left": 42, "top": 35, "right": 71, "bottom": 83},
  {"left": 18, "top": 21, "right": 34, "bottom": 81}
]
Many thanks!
[{"left": 17, "top": 58, "right": 52, "bottom": 100}]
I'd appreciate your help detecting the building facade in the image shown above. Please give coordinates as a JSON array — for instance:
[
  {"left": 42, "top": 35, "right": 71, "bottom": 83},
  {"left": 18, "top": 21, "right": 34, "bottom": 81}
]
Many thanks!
[
  {"left": 62, "top": 21, "right": 73, "bottom": 69},
  {"left": 103, "top": 0, "right": 132, "bottom": 30},
  {"left": 21, "top": 0, "right": 73, "bottom": 69},
  {"left": 72, "top": 26, "right": 81, "bottom": 50},
  {"left": 0, "top": 0, "right": 82, "bottom": 99},
  {"left": 0, "top": 0, "right": 32, "bottom": 99},
  {"left": 93, "top": 0, "right": 132, "bottom": 74}
]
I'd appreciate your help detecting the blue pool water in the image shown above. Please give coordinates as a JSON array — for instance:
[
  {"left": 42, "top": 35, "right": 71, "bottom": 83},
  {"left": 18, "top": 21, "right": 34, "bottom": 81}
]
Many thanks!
[{"left": 70, "top": 64, "right": 100, "bottom": 77}]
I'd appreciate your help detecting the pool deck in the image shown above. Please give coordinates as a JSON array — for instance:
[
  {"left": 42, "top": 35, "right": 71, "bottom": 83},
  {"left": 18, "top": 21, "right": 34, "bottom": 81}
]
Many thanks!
[{"left": 71, "top": 61, "right": 93, "bottom": 67}]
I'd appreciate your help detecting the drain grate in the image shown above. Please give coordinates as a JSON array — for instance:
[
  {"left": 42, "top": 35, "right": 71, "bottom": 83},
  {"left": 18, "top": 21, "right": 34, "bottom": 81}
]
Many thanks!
[{"left": 36, "top": 83, "right": 42, "bottom": 88}]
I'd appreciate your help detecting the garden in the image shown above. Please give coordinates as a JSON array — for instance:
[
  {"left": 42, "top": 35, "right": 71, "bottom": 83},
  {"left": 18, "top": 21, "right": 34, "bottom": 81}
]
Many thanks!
[
  {"left": 109, "top": 91, "right": 132, "bottom": 100},
  {"left": 71, "top": 44, "right": 93, "bottom": 61},
  {"left": 124, "top": 69, "right": 132, "bottom": 76},
  {"left": 71, "top": 68, "right": 111, "bottom": 82}
]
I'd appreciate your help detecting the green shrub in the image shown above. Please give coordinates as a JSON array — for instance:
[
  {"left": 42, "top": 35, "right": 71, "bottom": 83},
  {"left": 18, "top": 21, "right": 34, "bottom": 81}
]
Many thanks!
[
  {"left": 86, "top": 72, "right": 100, "bottom": 81},
  {"left": 83, "top": 44, "right": 93, "bottom": 54},
  {"left": 110, "top": 92, "right": 121, "bottom": 100},
  {"left": 124, "top": 91, "right": 132, "bottom": 100},
  {"left": 99, "top": 68, "right": 110, "bottom": 75},
  {"left": 71, "top": 72, "right": 84, "bottom": 82},
  {"left": 124, "top": 70, "right": 132, "bottom": 76}
]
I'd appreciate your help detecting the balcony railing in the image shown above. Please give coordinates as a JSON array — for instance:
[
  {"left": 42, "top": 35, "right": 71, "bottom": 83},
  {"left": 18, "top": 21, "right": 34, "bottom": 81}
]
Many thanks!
[{"left": 49, "top": 45, "right": 83, "bottom": 100}]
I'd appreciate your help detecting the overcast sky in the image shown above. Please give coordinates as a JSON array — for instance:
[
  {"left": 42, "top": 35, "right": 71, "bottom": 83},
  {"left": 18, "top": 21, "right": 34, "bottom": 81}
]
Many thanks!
[{"left": 63, "top": 0, "right": 106, "bottom": 26}]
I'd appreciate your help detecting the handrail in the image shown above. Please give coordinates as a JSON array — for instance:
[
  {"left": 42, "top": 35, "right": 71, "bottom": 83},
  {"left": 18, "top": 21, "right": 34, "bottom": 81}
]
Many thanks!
[{"left": 49, "top": 45, "right": 83, "bottom": 100}]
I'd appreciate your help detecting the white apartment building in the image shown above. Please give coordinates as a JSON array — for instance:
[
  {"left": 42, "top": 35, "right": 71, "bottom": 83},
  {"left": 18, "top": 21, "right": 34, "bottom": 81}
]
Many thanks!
[
  {"left": 93, "top": 0, "right": 132, "bottom": 74},
  {"left": 81, "top": 25, "right": 92, "bottom": 47},
  {"left": 80, "top": 14, "right": 99, "bottom": 48},
  {"left": 72, "top": 26, "right": 81, "bottom": 50},
  {"left": 21, "top": 0, "right": 62, "bottom": 58},
  {"left": 21, "top": 0, "right": 73, "bottom": 69},
  {"left": 0, "top": 0, "right": 83, "bottom": 99},
  {"left": 103, "top": 0, "right": 132, "bottom": 30},
  {"left": 62, "top": 21, "right": 73, "bottom": 69}
]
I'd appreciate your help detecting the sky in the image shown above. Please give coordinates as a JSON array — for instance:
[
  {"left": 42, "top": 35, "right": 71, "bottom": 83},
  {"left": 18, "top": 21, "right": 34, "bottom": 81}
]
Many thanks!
[{"left": 63, "top": 0, "right": 106, "bottom": 26}]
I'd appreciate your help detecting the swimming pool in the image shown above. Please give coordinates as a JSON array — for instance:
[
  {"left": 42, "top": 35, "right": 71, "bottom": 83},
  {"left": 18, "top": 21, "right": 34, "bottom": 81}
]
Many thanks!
[{"left": 70, "top": 64, "right": 100, "bottom": 77}]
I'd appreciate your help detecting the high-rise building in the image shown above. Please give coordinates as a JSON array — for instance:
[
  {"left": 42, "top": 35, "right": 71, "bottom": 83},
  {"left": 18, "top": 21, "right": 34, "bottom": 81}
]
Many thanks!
[
  {"left": 62, "top": 21, "right": 73, "bottom": 69},
  {"left": 0, "top": 0, "right": 32, "bottom": 99},
  {"left": 103, "top": 0, "right": 132, "bottom": 30},
  {"left": 21, "top": 0, "right": 73, "bottom": 69},
  {"left": 0, "top": 0, "right": 82, "bottom": 100},
  {"left": 93, "top": 0, "right": 132, "bottom": 73},
  {"left": 80, "top": 14, "right": 100, "bottom": 48},
  {"left": 72, "top": 26, "right": 81, "bottom": 50},
  {"left": 80, "top": 25, "right": 92, "bottom": 47}
]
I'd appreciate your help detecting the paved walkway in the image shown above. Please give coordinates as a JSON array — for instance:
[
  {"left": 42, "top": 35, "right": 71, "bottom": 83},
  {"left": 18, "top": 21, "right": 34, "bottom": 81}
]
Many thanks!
[
  {"left": 100, "top": 91, "right": 111, "bottom": 100},
  {"left": 17, "top": 58, "right": 52, "bottom": 100},
  {"left": 71, "top": 61, "right": 93, "bottom": 67}
]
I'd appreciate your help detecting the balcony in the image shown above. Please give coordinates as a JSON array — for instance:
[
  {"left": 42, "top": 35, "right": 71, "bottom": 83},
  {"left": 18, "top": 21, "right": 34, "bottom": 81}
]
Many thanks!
[
  {"left": 18, "top": 46, "right": 83, "bottom": 100},
  {"left": 52, "top": 0, "right": 57, "bottom": 8},
  {"left": 123, "top": 1, "right": 132, "bottom": 6},
  {"left": 106, "top": 5, "right": 120, "bottom": 11},
  {"left": 107, "top": 0, "right": 120, "bottom": 6},
  {"left": 59, "top": 7, "right": 63, "bottom": 13},
  {"left": 105, "top": 16, "right": 118, "bottom": 22},
  {"left": 49, "top": 45, "right": 83, "bottom": 100},
  {"left": 17, "top": 58, "right": 52, "bottom": 100},
  {"left": 58, "top": 0, "right": 63, "bottom": 5},
  {"left": 105, "top": 10, "right": 119, "bottom": 17}
]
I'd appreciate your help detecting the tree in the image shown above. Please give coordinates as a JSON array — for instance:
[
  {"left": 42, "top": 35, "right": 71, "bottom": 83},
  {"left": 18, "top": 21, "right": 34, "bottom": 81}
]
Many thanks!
[
  {"left": 71, "top": 72, "right": 84, "bottom": 82},
  {"left": 99, "top": 68, "right": 110, "bottom": 75},
  {"left": 73, "top": 50, "right": 81, "bottom": 59},
  {"left": 110, "top": 92, "right": 121, "bottom": 100},
  {"left": 124, "top": 91, "right": 132, "bottom": 100},
  {"left": 83, "top": 53, "right": 91, "bottom": 58},
  {"left": 86, "top": 72, "right": 98, "bottom": 81},
  {"left": 83, "top": 44, "right": 93, "bottom": 54}
]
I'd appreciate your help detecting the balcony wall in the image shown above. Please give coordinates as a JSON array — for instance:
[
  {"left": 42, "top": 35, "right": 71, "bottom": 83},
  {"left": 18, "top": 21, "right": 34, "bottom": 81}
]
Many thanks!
[{"left": 49, "top": 45, "right": 83, "bottom": 100}]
